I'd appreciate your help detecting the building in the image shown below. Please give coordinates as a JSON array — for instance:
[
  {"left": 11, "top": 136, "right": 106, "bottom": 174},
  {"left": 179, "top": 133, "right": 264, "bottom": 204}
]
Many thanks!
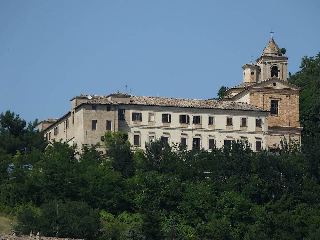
[
  {"left": 225, "top": 36, "right": 302, "bottom": 150},
  {"left": 38, "top": 37, "right": 301, "bottom": 152}
]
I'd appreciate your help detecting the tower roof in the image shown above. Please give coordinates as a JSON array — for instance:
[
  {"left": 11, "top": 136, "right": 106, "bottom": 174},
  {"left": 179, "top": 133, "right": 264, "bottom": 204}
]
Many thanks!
[{"left": 262, "top": 37, "right": 282, "bottom": 56}]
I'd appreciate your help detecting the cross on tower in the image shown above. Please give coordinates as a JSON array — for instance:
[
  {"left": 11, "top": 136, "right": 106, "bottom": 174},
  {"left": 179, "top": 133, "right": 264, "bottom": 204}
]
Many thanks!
[{"left": 270, "top": 30, "right": 274, "bottom": 38}]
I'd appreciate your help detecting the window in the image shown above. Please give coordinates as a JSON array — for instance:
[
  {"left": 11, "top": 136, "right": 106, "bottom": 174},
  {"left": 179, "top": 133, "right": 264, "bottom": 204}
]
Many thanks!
[
  {"left": 271, "top": 66, "right": 278, "bottom": 77},
  {"left": 224, "top": 139, "right": 232, "bottom": 148},
  {"left": 92, "top": 120, "right": 97, "bottom": 130},
  {"left": 208, "top": 116, "right": 214, "bottom": 125},
  {"left": 181, "top": 137, "right": 187, "bottom": 147},
  {"left": 54, "top": 127, "right": 58, "bottom": 135},
  {"left": 179, "top": 115, "right": 190, "bottom": 124},
  {"left": 256, "top": 118, "right": 262, "bottom": 128},
  {"left": 161, "top": 136, "right": 169, "bottom": 144},
  {"left": 251, "top": 71, "right": 254, "bottom": 75},
  {"left": 66, "top": 119, "right": 69, "bottom": 129},
  {"left": 241, "top": 118, "right": 247, "bottom": 127},
  {"left": 107, "top": 106, "right": 111, "bottom": 111},
  {"left": 226, "top": 117, "right": 233, "bottom": 126},
  {"left": 162, "top": 114, "right": 171, "bottom": 123},
  {"left": 92, "top": 106, "right": 97, "bottom": 110},
  {"left": 72, "top": 111, "right": 75, "bottom": 124},
  {"left": 149, "top": 135, "right": 155, "bottom": 143},
  {"left": 149, "top": 113, "right": 155, "bottom": 122},
  {"left": 106, "top": 120, "right": 112, "bottom": 131},
  {"left": 209, "top": 139, "right": 215, "bottom": 150},
  {"left": 193, "top": 116, "right": 201, "bottom": 124},
  {"left": 134, "top": 135, "right": 140, "bottom": 146},
  {"left": 49, "top": 132, "right": 51, "bottom": 140},
  {"left": 270, "top": 100, "right": 279, "bottom": 115},
  {"left": 118, "top": 109, "right": 125, "bottom": 120},
  {"left": 45, "top": 133, "right": 48, "bottom": 141},
  {"left": 132, "top": 112, "right": 142, "bottom": 122},
  {"left": 192, "top": 138, "right": 201, "bottom": 150},
  {"left": 256, "top": 140, "right": 262, "bottom": 152}
]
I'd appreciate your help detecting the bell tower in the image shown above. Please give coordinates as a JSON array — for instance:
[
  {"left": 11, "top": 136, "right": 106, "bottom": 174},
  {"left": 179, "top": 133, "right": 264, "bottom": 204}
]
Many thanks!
[{"left": 256, "top": 35, "right": 288, "bottom": 82}]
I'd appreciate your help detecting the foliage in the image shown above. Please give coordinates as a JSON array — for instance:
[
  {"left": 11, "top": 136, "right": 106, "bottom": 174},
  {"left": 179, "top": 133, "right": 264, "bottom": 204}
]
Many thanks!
[
  {"left": 104, "top": 131, "right": 135, "bottom": 178},
  {"left": 17, "top": 201, "right": 100, "bottom": 239},
  {"left": 217, "top": 86, "right": 228, "bottom": 100},
  {"left": 289, "top": 52, "right": 320, "bottom": 136},
  {"left": 3, "top": 52, "right": 320, "bottom": 240},
  {"left": 280, "top": 47, "right": 287, "bottom": 55}
]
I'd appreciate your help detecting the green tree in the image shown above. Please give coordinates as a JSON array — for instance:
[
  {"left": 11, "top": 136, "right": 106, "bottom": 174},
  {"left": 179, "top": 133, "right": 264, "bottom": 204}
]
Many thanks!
[
  {"left": 289, "top": 53, "right": 320, "bottom": 136},
  {"left": 217, "top": 86, "right": 228, "bottom": 100},
  {"left": 104, "top": 131, "right": 135, "bottom": 178}
]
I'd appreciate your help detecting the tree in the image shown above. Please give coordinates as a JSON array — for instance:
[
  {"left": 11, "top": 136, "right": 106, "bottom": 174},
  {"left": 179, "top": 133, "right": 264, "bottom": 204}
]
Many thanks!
[
  {"left": 0, "top": 111, "right": 47, "bottom": 155},
  {"left": 289, "top": 53, "right": 320, "bottom": 136},
  {"left": 104, "top": 131, "right": 135, "bottom": 178},
  {"left": 217, "top": 86, "right": 228, "bottom": 100}
]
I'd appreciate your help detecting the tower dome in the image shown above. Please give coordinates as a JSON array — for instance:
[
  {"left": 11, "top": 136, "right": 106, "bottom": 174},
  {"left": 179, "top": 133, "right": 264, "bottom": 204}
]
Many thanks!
[{"left": 262, "top": 37, "right": 282, "bottom": 56}]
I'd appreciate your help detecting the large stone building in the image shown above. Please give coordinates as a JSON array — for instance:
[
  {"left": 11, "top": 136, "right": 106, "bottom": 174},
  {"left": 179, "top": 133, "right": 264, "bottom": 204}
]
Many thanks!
[
  {"left": 38, "top": 37, "right": 301, "bottom": 152},
  {"left": 225, "top": 36, "right": 301, "bottom": 150}
]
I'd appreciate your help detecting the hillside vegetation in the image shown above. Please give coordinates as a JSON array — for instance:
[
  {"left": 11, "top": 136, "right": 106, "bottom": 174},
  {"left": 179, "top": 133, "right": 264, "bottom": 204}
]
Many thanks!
[{"left": 0, "top": 53, "right": 320, "bottom": 240}]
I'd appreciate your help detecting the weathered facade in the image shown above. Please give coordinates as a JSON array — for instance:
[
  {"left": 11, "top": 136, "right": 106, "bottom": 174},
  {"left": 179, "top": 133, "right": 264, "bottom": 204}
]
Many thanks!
[
  {"left": 39, "top": 93, "right": 269, "bottom": 151},
  {"left": 39, "top": 37, "right": 301, "bottom": 152},
  {"left": 225, "top": 37, "right": 302, "bottom": 149}
]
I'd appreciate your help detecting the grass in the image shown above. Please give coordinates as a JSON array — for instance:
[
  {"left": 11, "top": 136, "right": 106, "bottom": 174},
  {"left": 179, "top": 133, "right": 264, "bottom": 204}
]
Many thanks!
[{"left": 0, "top": 216, "right": 16, "bottom": 234}]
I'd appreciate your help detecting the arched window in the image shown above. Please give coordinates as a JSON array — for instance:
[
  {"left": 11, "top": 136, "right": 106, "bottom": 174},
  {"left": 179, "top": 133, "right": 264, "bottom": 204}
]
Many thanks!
[{"left": 271, "top": 66, "right": 278, "bottom": 77}]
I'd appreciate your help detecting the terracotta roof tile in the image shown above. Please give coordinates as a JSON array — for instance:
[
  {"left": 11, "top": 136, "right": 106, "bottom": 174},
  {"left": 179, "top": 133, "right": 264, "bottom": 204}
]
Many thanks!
[{"left": 76, "top": 94, "right": 266, "bottom": 112}]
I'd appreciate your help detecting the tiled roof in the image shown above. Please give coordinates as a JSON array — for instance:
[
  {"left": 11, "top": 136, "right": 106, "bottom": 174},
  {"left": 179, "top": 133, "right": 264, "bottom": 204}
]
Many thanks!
[
  {"left": 128, "top": 96, "right": 265, "bottom": 111},
  {"left": 75, "top": 94, "right": 266, "bottom": 112},
  {"left": 228, "top": 82, "right": 256, "bottom": 90}
]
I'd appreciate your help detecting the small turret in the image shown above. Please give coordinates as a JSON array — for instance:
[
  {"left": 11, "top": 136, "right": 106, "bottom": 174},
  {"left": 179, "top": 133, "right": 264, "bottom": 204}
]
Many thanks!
[{"left": 242, "top": 61, "right": 260, "bottom": 83}]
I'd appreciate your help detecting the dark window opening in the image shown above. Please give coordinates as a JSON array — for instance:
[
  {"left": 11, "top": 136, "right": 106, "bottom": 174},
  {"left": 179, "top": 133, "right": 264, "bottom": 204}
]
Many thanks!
[
  {"left": 192, "top": 138, "right": 201, "bottom": 150},
  {"left": 149, "top": 135, "right": 155, "bottom": 143},
  {"left": 241, "top": 118, "right": 247, "bottom": 127},
  {"left": 224, "top": 139, "right": 232, "bottom": 148},
  {"left": 54, "top": 127, "right": 58, "bottom": 136},
  {"left": 106, "top": 120, "right": 112, "bottom": 131},
  {"left": 92, "top": 106, "right": 97, "bottom": 110},
  {"left": 208, "top": 116, "right": 214, "bottom": 125},
  {"left": 161, "top": 136, "right": 169, "bottom": 144},
  {"left": 92, "top": 120, "right": 97, "bottom": 130},
  {"left": 162, "top": 114, "right": 171, "bottom": 123},
  {"left": 271, "top": 66, "right": 278, "bottom": 77},
  {"left": 256, "top": 118, "right": 262, "bottom": 128},
  {"left": 256, "top": 141, "right": 262, "bottom": 152},
  {"left": 134, "top": 135, "right": 140, "bottom": 146},
  {"left": 209, "top": 139, "right": 215, "bottom": 150},
  {"left": 118, "top": 109, "right": 125, "bottom": 120},
  {"left": 193, "top": 116, "right": 201, "bottom": 124},
  {"left": 181, "top": 137, "right": 187, "bottom": 146},
  {"left": 107, "top": 106, "right": 111, "bottom": 111},
  {"left": 179, "top": 115, "right": 190, "bottom": 124},
  {"left": 132, "top": 112, "right": 142, "bottom": 122},
  {"left": 251, "top": 71, "right": 254, "bottom": 75},
  {"left": 227, "top": 117, "right": 233, "bottom": 126},
  {"left": 49, "top": 132, "right": 51, "bottom": 140},
  {"left": 270, "top": 100, "right": 279, "bottom": 115},
  {"left": 273, "top": 82, "right": 276, "bottom": 86}
]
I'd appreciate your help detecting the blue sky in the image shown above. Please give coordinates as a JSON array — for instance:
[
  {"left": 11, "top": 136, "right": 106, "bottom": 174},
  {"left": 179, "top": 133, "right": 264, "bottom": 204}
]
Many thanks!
[{"left": 0, "top": 0, "right": 319, "bottom": 123}]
